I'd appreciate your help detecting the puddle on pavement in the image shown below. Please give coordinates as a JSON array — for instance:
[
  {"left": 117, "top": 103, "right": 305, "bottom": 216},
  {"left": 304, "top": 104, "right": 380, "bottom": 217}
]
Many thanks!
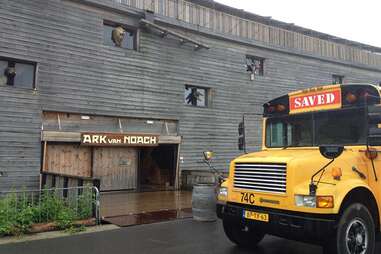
[{"left": 103, "top": 208, "right": 193, "bottom": 227}]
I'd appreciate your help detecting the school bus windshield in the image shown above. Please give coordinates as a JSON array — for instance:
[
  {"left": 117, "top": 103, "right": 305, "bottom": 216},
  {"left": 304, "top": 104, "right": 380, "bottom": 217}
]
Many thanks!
[{"left": 265, "top": 108, "right": 367, "bottom": 148}]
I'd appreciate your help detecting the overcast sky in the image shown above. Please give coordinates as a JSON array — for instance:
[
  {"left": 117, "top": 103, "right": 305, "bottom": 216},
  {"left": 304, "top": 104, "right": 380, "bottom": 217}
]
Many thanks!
[{"left": 215, "top": 0, "right": 381, "bottom": 48}]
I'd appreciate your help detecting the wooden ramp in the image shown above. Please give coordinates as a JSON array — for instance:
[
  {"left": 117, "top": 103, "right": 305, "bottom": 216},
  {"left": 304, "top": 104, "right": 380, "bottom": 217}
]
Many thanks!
[{"left": 100, "top": 191, "right": 192, "bottom": 225}]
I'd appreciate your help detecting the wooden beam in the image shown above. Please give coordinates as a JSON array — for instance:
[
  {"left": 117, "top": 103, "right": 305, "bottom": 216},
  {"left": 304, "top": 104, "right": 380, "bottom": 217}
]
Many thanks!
[
  {"left": 42, "top": 131, "right": 81, "bottom": 142},
  {"left": 118, "top": 118, "right": 123, "bottom": 133},
  {"left": 174, "top": 143, "right": 181, "bottom": 190},
  {"left": 42, "top": 131, "right": 182, "bottom": 144},
  {"left": 158, "top": 136, "right": 182, "bottom": 144},
  {"left": 140, "top": 19, "right": 210, "bottom": 50},
  {"left": 42, "top": 141, "right": 47, "bottom": 172},
  {"left": 42, "top": 171, "right": 100, "bottom": 182}
]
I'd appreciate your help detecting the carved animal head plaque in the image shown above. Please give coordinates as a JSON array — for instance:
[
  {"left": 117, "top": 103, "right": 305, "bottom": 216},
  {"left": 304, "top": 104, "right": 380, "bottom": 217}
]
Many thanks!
[
  {"left": 112, "top": 26, "right": 126, "bottom": 47},
  {"left": 4, "top": 67, "right": 16, "bottom": 78}
]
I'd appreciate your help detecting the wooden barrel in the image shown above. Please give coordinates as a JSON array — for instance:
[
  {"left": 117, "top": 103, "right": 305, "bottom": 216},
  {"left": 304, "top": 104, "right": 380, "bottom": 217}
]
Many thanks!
[{"left": 192, "top": 183, "right": 217, "bottom": 222}]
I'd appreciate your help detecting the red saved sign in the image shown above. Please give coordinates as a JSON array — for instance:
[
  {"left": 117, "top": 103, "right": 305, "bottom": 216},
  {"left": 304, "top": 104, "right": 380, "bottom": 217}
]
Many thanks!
[{"left": 290, "top": 89, "right": 342, "bottom": 112}]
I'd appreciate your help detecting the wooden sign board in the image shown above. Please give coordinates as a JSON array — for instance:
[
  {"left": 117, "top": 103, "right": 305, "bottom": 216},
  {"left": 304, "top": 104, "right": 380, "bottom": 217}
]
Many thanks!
[{"left": 81, "top": 133, "right": 159, "bottom": 147}]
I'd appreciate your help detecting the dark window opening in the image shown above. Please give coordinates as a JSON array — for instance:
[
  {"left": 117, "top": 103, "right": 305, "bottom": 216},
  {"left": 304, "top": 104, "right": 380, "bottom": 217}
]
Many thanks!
[
  {"left": 184, "top": 85, "right": 209, "bottom": 107},
  {"left": 246, "top": 56, "right": 265, "bottom": 76},
  {"left": 0, "top": 57, "right": 36, "bottom": 89},
  {"left": 332, "top": 74, "right": 344, "bottom": 84},
  {"left": 103, "top": 21, "right": 137, "bottom": 50}
]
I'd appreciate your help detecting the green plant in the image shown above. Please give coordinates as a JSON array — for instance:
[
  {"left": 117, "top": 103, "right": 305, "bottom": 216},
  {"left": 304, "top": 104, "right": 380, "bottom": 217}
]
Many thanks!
[
  {"left": 77, "top": 190, "right": 93, "bottom": 220},
  {"left": 56, "top": 208, "right": 75, "bottom": 230},
  {"left": 12, "top": 205, "right": 35, "bottom": 235},
  {"left": 0, "top": 193, "right": 34, "bottom": 236},
  {"left": 0, "top": 221, "right": 12, "bottom": 236},
  {"left": 65, "top": 224, "right": 86, "bottom": 234},
  {"left": 38, "top": 191, "right": 66, "bottom": 223},
  {"left": 0, "top": 193, "right": 17, "bottom": 236},
  {"left": 0, "top": 187, "right": 95, "bottom": 237}
]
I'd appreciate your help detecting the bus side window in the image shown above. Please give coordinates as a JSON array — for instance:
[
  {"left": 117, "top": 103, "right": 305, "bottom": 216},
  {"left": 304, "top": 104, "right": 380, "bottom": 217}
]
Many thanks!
[
  {"left": 266, "top": 122, "right": 284, "bottom": 147},
  {"left": 287, "top": 124, "right": 293, "bottom": 146}
]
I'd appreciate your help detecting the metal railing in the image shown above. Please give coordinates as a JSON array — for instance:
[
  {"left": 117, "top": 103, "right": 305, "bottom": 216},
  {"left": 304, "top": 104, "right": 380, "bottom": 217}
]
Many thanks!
[{"left": 0, "top": 186, "right": 101, "bottom": 228}]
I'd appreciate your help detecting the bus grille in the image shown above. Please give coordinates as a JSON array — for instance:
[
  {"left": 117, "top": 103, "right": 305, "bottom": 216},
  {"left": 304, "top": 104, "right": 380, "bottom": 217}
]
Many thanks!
[{"left": 234, "top": 163, "right": 287, "bottom": 194}]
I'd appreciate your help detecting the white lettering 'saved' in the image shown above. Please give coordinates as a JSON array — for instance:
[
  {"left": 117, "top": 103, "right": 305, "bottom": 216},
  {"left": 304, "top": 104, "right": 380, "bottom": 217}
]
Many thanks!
[{"left": 294, "top": 93, "right": 335, "bottom": 109}]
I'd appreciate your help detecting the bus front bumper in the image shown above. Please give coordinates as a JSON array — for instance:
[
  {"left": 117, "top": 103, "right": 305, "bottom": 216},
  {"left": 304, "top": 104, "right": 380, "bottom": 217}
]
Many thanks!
[{"left": 217, "top": 202, "right": 338, "bottom": 244}]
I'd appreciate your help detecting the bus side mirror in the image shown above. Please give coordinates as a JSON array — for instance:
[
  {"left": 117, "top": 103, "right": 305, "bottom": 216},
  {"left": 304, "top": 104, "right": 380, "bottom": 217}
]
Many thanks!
[
  {"left": 319, "top": 145, "right": 344, "bottom": 160},
  {"left": 368, "top": 105, "right": 381, "bottom": 146},
  {"left": 203, "top": 151, "right": 214, "bottom": 161},
  {"left": 238, "top": 121, "right": 245, "bottom": 151}
]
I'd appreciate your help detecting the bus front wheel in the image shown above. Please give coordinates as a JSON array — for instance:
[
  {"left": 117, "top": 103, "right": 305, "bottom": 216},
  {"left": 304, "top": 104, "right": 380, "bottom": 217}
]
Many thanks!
[
  {"left": 323, "top": 203, "right": 375, "bottom": 254},
  {"left": 222, "top": 219, "right": 265, "bottom": 249}
]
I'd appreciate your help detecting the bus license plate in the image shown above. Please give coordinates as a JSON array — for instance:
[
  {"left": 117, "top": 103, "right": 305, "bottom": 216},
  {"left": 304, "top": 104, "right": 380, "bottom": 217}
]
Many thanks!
[{"left": 243, "top": 210, "right": 269, "bottom": 222}]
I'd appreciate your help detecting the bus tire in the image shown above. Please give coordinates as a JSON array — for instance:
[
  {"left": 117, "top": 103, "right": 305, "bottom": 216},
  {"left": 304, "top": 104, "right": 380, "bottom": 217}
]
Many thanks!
[
  {"left": 222, "top": 219, "right": 265, "bottom": 249},
  {"left": 323, "top": 203, "right": 375, "bottom": 254}
]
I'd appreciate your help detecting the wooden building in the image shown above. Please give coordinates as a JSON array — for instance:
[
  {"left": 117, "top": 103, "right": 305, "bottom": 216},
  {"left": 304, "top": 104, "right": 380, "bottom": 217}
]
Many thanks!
[{"left": 1, "top": 0, "right": 381, "bottom": 193}]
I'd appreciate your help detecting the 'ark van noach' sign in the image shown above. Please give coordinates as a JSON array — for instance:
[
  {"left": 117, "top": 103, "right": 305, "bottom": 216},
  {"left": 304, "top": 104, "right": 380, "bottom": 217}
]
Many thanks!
[{"left": 81, "top": 133, "right": 159, "bottom": 147}]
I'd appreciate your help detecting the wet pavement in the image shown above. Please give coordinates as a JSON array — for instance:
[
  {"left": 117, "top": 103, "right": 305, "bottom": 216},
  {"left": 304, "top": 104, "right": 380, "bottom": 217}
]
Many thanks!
[
  {"left": 103, "top": 208, "right": 193, "bottom": 227},
  {"left": 0, "top": 219, "right": 380, "bottom": 254},
  {"left": 100, "top": 191, "right": 192, "bottom": 217}
]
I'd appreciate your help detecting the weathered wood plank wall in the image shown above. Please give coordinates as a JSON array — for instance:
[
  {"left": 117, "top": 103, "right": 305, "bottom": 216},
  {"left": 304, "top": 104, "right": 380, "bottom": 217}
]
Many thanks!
[
  {"left": 0, "top": 0, "right": 380, "bottom": 190},
  {"left": 44, "top": 143, "right": 92, "bottom": 177},
  {"left": 0, "top": 87, "right": 41, "bottom": 190},
  {"left": 112, "top": 0, "right": 381, "bottom": 67},
  {"left": 93, "top": 147, "right": 138, "bottom": 191}
]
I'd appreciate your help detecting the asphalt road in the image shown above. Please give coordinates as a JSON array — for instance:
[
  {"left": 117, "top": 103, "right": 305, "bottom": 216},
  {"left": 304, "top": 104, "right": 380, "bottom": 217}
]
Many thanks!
[{"left": 0, "top": 219, "right": 380, "bottom": 254}]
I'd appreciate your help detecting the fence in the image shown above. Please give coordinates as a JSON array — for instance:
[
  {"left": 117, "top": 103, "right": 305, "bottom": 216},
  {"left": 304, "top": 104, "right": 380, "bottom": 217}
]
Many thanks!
[
  {"left": 0, "top": 186, "right": 100, "bottom": 235},
  {"left": 41, "top": 172, "right": 101, "bottom": 192}
]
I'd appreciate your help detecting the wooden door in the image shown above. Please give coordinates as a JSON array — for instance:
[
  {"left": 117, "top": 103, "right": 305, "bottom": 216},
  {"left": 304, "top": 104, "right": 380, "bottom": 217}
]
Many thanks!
[
  {"left": 44, "top": 143, "right": 92, "bottom": 177},
  {"left": 93, "top": 147, "right": 138, "bottom": 191}
]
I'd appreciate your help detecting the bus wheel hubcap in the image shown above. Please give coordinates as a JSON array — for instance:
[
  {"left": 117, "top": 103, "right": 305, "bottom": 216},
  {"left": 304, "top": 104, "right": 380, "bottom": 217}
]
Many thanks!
[{"left": 346, "top": 219, "right": 368, "bottom": 254}]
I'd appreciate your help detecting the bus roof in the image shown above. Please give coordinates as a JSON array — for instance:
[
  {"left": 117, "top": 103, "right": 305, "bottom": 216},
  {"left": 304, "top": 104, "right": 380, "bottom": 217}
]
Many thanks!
[{"left": 263, "top": 84, "right": 381, "bottom": 117}]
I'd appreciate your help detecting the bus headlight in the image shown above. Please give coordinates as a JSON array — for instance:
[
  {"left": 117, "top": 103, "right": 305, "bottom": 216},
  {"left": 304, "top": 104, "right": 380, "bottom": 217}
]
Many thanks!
[
  {"left": 295, "top": 195, "right": 334, "bottom": 208},
  {"left": 218, "top": 187, "right": 228, "bottom": 202},
  {"left": 295, "top": 195, "right": 316, "bottom": 208}
]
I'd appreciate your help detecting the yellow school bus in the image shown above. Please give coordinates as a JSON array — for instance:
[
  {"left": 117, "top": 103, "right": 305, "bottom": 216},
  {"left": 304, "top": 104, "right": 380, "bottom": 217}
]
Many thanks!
[{"left": 217, "top": 84, "right": 381, "bottom": 254}]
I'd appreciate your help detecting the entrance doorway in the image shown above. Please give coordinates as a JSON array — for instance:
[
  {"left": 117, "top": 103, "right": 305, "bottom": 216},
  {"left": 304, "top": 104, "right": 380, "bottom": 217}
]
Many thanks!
[
  {"left": 43, "top": 143, "right": 179, "bottom": 193},
  {"left": 139, "top": 145, "right": 178, "bottom": 192},
  {"left": 41, "top": 113, "right": 187, "bottom": 222}
]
